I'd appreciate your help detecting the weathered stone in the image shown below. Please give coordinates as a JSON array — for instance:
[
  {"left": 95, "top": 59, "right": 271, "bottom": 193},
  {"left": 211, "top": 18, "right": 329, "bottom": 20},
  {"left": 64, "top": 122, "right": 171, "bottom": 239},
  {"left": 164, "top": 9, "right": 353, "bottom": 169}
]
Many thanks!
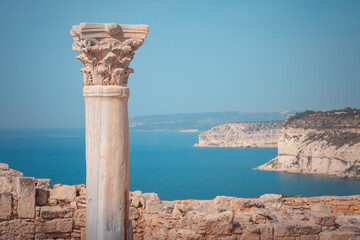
[
  {"left": 338, "top": 224, "right": 360, "bottom": 233},
  {"left": 310, "top": 204, "right": 333, "bottom": 213},
  {"left": 308, "top": 212, "right": 337, "bottom": 227},
  {"left": 258, "top": 224, "right": 274, "bottom": 239},
  {"left": 17, "top": 177, "right": 36, "bottom": 219},
  {"left": 0, "top": 176, "right": 17, "bottom": 193},
  {"left": 162, "top": 203, "right": 175, "bottom": 215},
  {"left": 41, "top": 205, "right": 72, "bottom": 219},
  {"left": 70, "top": 201, "right": 78, "bottom": 209},
  {"left": 0, "top": 163, "right": 9, "bottom": 171},
  {"left": 0, "top": 169, "right": 23, "bottom": 178},
  {"left": 74, "top": 184, "right": 85, "bottom": 192},
  {"left": 81, "top": 227, "right": 86, "bottom": 240},
  {"left": 131, "top": 195, "right": 144, "bottom": 208},
  {"left": 0, "top": 192, "right": 12, "bottom": 220},
  {"left": 143, "top": 192, "right": 164, "bottom": 214},
  {"left": 0, "top": 219, "right": 35, "bottom": 239},
  {"left": 260, "top": 194, "right": 283, "bottom": 208},
  {"left": 50, "top": 185, "right": 76, "bottom": 202},
  {"left": 74, "top": 209, "right": 86, "bottom": 227},
  {"left": 214, "top": 196, "right": 234, "bottom": 210},
  {"left": 48, "top": 198, "right": 58, "bottom": 206},
  {"left": 72, "top": 228, "right": 81, "bottom": 238},
  {"left": 274, "top": 222, "right": 321, "bottom": 237},
  {"left": 168, "top": 228, "right": 201, "bottom": 239},
  {"left": 231, "top": 198, "right": 264, "bottom": 212},
  {"left": 35, "top": 188, "right": 49, "bottom": 206},
  {"left": 36, "top": 179, "right": 51, "bottom": 189},
  {"left": 198, "top": 211, "right": 233, "bottom": 236},
  {"left": 130, "top": 206, "right": 140, "bottom": 220},
  {"left": 319, "top": 231, "right": 360, "bottom": 240},
  {"left": 192, "top": 202, "right": 219, "bottom": 215},
  {"left": 233, "top": 213, "right": 252, "bottom": 233},
  {"left": 172, "top": 204, "right": 182, "bottom": 219},
  {"left": 240, "top": 234, "right": 260, "bottom": 240},
  {"left": 53, "top": 183, "right": 62, "bottom": 189},
  {"left": 44, "top": 218, "right": 73, "bottom": 233},
  {"left": 300, "top": 235, "right": 320, "bottom": 240}
]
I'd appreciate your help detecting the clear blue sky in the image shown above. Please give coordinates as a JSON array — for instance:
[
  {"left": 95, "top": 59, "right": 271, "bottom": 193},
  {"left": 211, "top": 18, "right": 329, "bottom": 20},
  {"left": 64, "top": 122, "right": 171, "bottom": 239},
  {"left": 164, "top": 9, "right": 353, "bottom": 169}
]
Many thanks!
[{"left": 0, "top": 0, "right": 359, "bottom": 128}]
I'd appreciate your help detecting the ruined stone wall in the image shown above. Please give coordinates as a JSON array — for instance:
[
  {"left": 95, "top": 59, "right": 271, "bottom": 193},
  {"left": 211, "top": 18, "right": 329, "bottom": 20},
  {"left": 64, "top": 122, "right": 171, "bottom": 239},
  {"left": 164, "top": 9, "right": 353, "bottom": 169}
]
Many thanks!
[{"left": 1, "top": 163, "right": 360, "bottom": 240}]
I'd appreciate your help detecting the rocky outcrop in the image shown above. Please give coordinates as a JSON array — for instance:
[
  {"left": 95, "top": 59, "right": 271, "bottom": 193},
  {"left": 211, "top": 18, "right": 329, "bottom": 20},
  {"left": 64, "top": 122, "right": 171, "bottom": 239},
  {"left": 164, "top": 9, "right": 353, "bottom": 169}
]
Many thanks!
[
  {"left": 257, "top": 108, "right": 360, "bottom": 178},
  {"left": 1, "top": 163, "right": 360, "bottom": 239},
  {"left": 195, "top": 121, "right": 283, "bottom": 148}
]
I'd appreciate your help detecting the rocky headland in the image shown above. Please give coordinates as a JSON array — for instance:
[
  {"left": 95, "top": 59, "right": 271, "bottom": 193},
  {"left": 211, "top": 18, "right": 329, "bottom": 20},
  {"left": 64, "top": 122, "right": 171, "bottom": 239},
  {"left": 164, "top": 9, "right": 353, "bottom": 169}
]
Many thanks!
[
  {"left": 194, "top": 121, "right": 283, "bottom": 148},
  {"left": 1, "top": 163, "right": 360, "bottom": 239},
  {"left": 257, "top": 108, "right": 360, "bottom": 179}
]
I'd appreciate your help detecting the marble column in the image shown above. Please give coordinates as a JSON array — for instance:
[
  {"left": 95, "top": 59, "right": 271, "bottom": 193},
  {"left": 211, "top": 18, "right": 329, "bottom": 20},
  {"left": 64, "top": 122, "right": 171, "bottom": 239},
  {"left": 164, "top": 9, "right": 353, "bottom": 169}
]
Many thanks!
[{"left": 70, "top": 23, "right": 149, "bottom": 240}]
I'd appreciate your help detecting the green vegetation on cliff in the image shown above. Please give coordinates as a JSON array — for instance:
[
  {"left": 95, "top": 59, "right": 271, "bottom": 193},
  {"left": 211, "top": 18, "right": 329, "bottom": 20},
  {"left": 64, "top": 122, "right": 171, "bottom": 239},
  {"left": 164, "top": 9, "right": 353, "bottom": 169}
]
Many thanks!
[{"left": 285, "top": 108, "right": 360, "bottom": 148}]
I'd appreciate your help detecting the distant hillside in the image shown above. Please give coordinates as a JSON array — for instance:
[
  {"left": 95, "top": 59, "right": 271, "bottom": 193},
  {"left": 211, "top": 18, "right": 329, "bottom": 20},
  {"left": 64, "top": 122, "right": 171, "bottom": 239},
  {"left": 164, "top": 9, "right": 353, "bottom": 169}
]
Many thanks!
[
  {"left": 129, "top": 111, "right": 295, "bottom": 131},
  {"left": 195, "top": 121, "right": 283, "bottom": 148}
]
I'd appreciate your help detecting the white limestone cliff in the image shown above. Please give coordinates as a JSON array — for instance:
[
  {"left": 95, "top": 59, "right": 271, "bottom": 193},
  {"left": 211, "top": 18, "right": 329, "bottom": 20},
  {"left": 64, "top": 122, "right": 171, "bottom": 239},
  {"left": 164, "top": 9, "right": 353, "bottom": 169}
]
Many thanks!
[
  {"left": 194, "top": 121, "right": 283, "bottom": 148},
  {"left": 256, "top": 108, "right": 360, "bottom": 179}
]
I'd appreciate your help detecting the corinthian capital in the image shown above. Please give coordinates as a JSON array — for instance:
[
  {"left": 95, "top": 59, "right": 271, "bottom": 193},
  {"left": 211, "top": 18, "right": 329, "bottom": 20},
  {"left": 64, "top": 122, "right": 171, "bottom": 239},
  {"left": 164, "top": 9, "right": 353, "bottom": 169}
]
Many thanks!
[{"left": 70, "top": 23, "right": 149, "bottom": 86}]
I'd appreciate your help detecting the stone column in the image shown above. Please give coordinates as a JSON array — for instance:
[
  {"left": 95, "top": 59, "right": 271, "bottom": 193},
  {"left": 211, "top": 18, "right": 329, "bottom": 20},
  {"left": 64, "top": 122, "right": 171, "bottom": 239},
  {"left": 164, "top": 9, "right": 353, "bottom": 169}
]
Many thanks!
[{"left": 70, "top": 23, "right": 149, "bottom": 240}]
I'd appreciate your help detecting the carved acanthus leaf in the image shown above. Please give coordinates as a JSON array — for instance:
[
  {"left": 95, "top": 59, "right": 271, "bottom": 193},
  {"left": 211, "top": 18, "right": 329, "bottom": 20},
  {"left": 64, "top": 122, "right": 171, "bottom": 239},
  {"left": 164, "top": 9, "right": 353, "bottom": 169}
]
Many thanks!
[{"left": 70, "top": 23, "right": 149, "bottom": 86}]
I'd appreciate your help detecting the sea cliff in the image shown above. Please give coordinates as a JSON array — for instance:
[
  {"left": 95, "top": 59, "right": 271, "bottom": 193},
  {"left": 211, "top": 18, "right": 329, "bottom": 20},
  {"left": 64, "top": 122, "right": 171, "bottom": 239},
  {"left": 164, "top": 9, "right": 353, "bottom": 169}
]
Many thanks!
[
  {"left": 257, "top": 108, "right": 360, "bottom": 179},
  {"left": 194, "top": 121, "right": 283, "bottom": 148}
]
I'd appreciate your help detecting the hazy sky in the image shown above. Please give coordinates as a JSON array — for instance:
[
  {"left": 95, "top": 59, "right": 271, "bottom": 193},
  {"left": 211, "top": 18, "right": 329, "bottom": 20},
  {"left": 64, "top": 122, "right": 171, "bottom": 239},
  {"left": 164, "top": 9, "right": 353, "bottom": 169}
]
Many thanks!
[{"left": 0, "top": 0, "right": 359, "bottom": 128}]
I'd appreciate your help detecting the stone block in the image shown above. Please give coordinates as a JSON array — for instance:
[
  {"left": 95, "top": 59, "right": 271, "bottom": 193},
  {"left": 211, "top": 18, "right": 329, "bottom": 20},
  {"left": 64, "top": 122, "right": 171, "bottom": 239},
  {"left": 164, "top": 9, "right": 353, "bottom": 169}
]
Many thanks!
[
  {"left": 41, "top": 205, "right": 72, "bottom": 219},
  {"left": 260, "top": 194, "right": 283, "bottom": 208},
  {"left": 17, "top": 177, "right": 36, "bottom": 219},
  {"left": 35, "top": 179, "right": 51, "bottom": 189},
  {"left": 231, "top": 198, "right": 264, "bottom": 212},
  {"left": 0, "top": 219, "right": 35, "bottom": 239},
  {"left": 70, "top": 201, "right": 78, "bottom": 209},
  {"left": 130, "top": 206, "right": 140, "bottom": 220},
  {"left": 53, "top": 183, "right": 62, "bottom": 189},
  {"left": 0, "top": 176, "right": 17, "bottom": 193},
  {"left": 0, "top": 169, "right": 23, "bottom": 178},
  {"left": 300, "top": 235, "right": 320, "bottom": 240},
  {"left": 310, "top": 204, "right": 333, "bottom": 213},
  {"left": 48, "top": 198, "right": 58, "bottom": 206},
  {"left": 274, "top": 222, "right": 321, "bottom": 237},
  {"left": 35, "top": 188, "right": 49, "bottom": 206},
  {"left": 201, "top": 211, "right": 234, "bottom": 235},
  {"left": 320, "top": 231, "right": 360, "bottom": 240},
  {"left": 72, "top": 228, "right": 81, "bottom": 238},
  {"left": 214, "top": 196, "right": 234, "bottom": 210},
  {"left": 81, "top": 227, "right": 86, "bottom": 240},
  {"left": 0, "top": 192, "right": 13, "bottom": 220},
  {"left": 143, "top": 192, "right": 163, "bottom": 214},
  {"left": 50, "top": 185, "right": 76, "bottom": 203},
  {"left": 308, "top": 212, "right": 336, "bottom": 227},
  {"left": 0, "top": 163, "right": 9, "bottom": 171},
  {"left": 240, "top": 233, "right": 260, "bottom": 240},
  {"left": 74, "top": 209, "right": 86, "bottom": 227},
  {"left": 44, "top": 218, "right": 73, "bottom": 233},
  {"left": 131, "top": 195, "right": 144, "bottom": 208}
]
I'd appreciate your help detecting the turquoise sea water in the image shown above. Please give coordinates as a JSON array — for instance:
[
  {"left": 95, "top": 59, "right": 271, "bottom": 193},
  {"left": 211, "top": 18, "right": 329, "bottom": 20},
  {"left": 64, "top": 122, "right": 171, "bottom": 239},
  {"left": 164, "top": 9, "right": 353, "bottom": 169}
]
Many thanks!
[{"left": 0, "top": 129, "right": 359, "bottom": 200}]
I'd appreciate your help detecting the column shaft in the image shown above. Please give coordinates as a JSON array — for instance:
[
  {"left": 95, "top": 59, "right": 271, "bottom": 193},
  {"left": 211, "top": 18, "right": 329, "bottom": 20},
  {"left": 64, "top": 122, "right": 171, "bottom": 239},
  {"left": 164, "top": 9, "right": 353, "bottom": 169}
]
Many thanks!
[{"left": 84, "top": 86, "right": 130, "bottom": 239}]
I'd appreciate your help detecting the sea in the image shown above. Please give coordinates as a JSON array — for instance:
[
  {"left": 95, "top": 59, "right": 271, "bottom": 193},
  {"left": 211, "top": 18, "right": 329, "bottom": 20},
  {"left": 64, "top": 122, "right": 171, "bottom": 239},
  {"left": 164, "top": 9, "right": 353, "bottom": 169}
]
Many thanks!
[{"left": 0, "top": 128, "right": 359, "bottom": 201}]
